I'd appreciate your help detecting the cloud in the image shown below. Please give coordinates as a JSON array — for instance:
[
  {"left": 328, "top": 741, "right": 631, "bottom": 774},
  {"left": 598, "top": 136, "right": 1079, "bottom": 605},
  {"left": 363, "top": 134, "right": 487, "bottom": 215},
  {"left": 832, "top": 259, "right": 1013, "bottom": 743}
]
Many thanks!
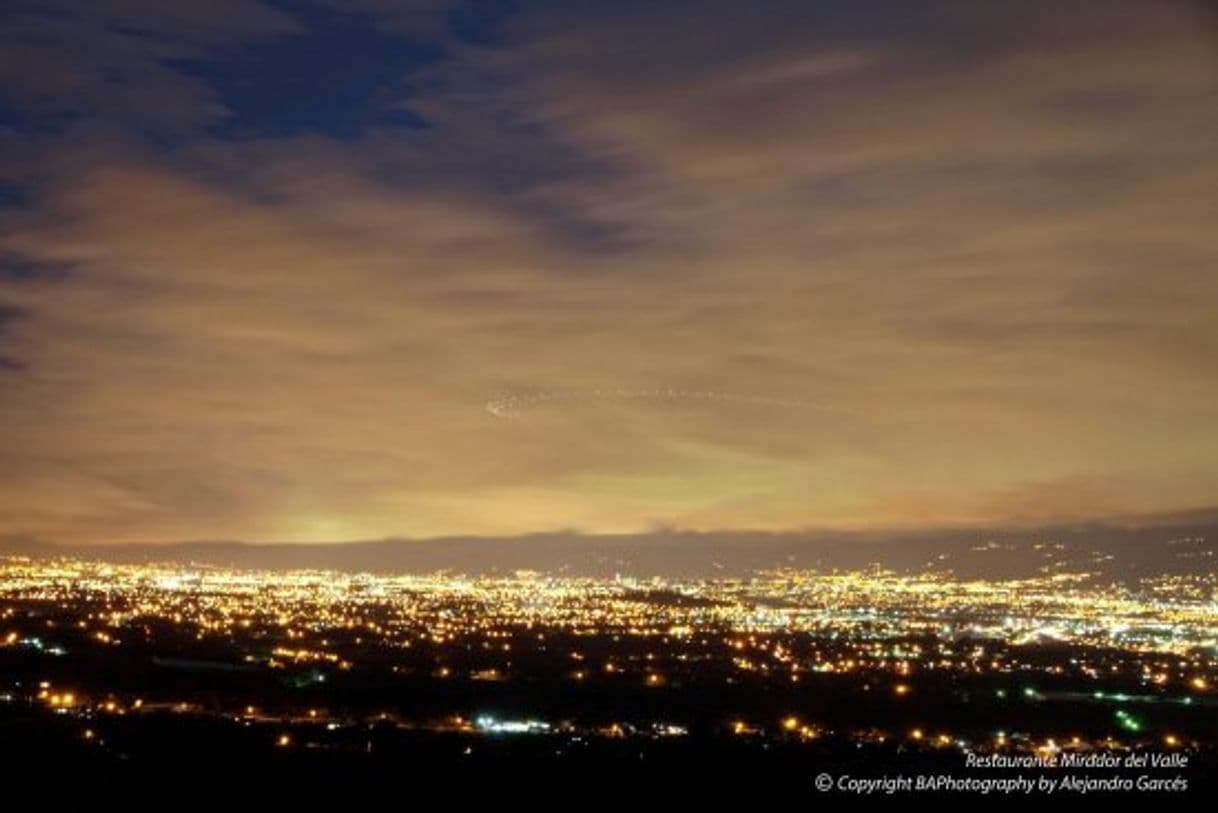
[
  {"left": 0, "top": 1, "right": 1216, "bottom": 543},
  {"left": 0, "top": 0, "right": 301, "bottom": 133}
]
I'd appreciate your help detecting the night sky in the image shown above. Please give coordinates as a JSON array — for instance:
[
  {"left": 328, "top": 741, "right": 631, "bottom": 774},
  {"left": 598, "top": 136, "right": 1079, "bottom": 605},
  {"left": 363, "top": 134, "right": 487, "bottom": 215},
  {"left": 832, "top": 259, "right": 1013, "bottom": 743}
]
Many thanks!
[{"left": 1, "top": 1, "right": 1216, "bottom": 545}]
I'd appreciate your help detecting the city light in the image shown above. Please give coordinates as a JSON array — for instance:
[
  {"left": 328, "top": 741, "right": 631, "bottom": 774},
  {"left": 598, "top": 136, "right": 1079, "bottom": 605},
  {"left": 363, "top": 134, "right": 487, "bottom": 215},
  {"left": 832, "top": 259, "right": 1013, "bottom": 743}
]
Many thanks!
[{"left": 0, "top": 553, "right": 1214, "bottom": 764}]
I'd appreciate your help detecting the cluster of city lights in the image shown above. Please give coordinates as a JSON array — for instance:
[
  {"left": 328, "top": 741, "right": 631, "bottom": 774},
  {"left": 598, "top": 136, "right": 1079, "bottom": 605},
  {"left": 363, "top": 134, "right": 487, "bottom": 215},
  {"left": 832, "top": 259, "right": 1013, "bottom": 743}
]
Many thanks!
[{"left": 1, "top": 555, "right": 1215, "bottom": 756}]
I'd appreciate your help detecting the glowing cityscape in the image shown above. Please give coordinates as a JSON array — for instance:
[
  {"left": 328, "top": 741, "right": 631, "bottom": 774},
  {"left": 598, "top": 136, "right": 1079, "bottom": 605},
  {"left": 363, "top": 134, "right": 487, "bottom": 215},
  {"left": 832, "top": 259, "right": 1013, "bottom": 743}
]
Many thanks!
[
  {"left": 3, "top": 556, "right": 1215, "bottom": 757},
  {"left": 3, "top": 0, "right": 1217, "bottom": 802}
]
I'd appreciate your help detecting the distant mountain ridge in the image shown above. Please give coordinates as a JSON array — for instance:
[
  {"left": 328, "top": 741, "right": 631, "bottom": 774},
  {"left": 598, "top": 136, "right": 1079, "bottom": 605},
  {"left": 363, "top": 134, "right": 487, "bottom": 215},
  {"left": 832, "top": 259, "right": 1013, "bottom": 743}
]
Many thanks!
[{"left": 3, "top": 511, "right": 1216, "bottom": 580}]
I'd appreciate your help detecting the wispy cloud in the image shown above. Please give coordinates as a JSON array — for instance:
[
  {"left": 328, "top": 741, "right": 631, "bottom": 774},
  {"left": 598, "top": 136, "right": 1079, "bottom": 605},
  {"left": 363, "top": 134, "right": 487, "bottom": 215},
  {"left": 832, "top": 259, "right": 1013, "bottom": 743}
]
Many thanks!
[{"left": 1, "top": 1, "right": 1216, "bottom": 543}]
